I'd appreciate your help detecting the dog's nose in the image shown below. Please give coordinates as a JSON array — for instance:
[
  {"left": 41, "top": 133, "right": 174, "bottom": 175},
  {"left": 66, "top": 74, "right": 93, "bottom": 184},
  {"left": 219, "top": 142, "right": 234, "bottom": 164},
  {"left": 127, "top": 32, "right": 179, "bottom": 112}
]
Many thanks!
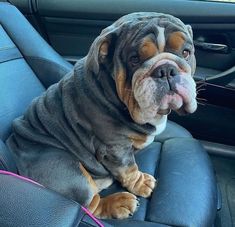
[{"left": 151, "top": 63, "right": 178, "bottom": 78}]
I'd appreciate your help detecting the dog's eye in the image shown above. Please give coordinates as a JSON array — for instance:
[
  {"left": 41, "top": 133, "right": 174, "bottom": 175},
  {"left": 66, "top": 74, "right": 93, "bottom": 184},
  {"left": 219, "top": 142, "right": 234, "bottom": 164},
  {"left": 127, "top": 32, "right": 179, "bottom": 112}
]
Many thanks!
[
  {"left": 182, "top": 49, "right": 190, "bottom": 60},
  {"left": 130, "top": 55, "right": 140, "bottom": 66}
]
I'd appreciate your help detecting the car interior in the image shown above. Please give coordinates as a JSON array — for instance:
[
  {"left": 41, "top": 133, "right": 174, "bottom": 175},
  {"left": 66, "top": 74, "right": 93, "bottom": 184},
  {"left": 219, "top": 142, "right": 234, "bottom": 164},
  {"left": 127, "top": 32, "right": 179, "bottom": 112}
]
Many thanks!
[{"left": 0, "top": 0, "right": 234, "bottom": 226}]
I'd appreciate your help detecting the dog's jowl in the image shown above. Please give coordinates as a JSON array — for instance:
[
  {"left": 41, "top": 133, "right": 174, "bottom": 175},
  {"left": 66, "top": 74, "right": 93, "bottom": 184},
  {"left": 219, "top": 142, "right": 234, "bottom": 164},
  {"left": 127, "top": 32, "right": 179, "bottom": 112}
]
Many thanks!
[{"left": 7, "top": 12, "right": 197, "bottom": 219}]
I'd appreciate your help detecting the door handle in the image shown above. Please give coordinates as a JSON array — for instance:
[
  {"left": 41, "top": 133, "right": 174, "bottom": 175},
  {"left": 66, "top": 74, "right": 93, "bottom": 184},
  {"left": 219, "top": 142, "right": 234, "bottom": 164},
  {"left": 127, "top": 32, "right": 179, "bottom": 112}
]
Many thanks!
[{"left": 194, "top": 40, "right": 229, "bottom": 53}]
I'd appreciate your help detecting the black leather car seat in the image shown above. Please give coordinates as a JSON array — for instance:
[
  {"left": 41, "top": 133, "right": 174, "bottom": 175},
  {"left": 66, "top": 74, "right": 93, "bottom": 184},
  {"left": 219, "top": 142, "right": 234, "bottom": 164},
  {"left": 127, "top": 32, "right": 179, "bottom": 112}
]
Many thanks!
[{"left": 0, "top": 3, "right": 218, "bottom": 227}]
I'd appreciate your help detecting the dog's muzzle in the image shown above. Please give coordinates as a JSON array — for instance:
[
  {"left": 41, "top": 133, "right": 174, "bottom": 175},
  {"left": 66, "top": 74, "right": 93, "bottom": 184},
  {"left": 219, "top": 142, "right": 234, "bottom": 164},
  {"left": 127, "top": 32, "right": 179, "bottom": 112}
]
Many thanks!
[
  {"left": 151, "top": 63, "right": 178, "bottom": 79},
  {"left": 132, "top": 53, "right": 197, "bottom": 123}
]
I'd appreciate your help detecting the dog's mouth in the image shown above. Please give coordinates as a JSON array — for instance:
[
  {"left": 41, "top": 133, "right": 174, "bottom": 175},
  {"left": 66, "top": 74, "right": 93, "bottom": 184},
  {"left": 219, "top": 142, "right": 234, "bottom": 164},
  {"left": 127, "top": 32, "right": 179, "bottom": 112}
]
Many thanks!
[
  {"left": 153, "top": 59, "right": 197, "bottom": 115},
  {"left": 132, "top": 54, "right": 197, "bottom": 124}
]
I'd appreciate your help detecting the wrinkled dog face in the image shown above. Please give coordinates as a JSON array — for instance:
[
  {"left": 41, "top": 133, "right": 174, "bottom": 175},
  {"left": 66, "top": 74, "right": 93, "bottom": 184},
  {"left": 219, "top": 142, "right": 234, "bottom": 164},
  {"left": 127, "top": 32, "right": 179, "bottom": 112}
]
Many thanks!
[
  {"left": 129, "top": 27, "right": 197, "bottom": 124},
  {"left": 87, "top": 13, "right": 197, "bottom": 124}
]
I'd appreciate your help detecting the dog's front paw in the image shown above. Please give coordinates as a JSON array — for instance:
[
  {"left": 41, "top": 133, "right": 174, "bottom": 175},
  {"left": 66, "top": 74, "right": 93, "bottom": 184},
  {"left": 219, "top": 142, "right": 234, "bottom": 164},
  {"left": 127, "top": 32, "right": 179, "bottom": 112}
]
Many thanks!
[
  {"left": 118, "top": 165, "right": 157, "bottom": 198},
  {"left": 94, "top": 192, "right": 139, "bottom": 219},
  {"left": 128, "top": 172, "right": 157, "bottom": 198}
]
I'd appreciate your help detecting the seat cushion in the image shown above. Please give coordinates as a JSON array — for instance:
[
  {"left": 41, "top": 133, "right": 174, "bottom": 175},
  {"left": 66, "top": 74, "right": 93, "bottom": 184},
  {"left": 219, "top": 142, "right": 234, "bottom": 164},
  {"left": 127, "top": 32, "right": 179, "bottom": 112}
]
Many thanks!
[{"left": 102, "top": 139, "right": 217, "bottom": 226}]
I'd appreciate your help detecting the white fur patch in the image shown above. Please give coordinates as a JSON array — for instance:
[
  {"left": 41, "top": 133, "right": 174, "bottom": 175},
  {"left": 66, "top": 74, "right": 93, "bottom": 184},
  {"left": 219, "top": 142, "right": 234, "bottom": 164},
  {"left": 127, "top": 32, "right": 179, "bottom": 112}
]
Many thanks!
[
  {"left": 94, "top": 177, "right": 114, "bottom": 192},
  {"left": 157, "top": 26, "right": 165, "bottom": 52},
  {"left": 137, "top": 115, "right": 167, "bottom": 149},
  {"left": 149, "top": 114, "right": 167, "bottom": 135}
]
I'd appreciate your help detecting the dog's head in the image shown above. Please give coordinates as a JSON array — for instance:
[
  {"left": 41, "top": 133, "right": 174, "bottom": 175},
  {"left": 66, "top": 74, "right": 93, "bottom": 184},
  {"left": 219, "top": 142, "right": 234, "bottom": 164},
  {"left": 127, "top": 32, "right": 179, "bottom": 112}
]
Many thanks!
[{"left": 86, "top": 12, "right": 197, "bottom": 124}]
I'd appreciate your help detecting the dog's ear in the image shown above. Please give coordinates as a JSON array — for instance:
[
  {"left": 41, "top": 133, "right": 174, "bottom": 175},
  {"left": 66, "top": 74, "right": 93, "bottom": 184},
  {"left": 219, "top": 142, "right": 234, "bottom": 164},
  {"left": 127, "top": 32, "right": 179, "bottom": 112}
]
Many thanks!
[
  {"left": 86, "top": 25, "right": 119, "bottom": 74},
  {"left": 86, "top": 19, "right": 139, "bottom": 120},
  {"left": 186, "top": 25, "right": 193, "bottom": 39},
  {"left": 185, "top": 24, "right": 196, "bottom": 75}
]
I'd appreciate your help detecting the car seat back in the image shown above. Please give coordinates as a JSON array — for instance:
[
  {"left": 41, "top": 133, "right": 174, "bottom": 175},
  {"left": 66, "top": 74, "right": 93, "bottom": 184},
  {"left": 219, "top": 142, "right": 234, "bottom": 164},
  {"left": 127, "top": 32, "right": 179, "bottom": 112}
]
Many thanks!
[{"left": 0, "top": 3, "right": 73, "bottom": 171}]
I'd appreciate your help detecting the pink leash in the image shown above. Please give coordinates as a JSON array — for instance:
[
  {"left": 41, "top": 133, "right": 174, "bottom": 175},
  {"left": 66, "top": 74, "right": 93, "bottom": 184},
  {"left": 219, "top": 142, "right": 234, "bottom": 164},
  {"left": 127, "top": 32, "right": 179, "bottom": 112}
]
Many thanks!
[
  {"left": 0, "top": 170, "right": 43, "bottom": 186},
  {"left": 81, "top": 206, "right": 104, "bottom": 227}
]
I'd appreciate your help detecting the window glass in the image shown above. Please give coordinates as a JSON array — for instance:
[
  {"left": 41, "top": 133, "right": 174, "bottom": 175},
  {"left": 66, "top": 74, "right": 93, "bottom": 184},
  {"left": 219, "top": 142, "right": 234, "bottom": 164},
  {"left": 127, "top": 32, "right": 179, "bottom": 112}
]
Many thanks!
[{"left": 205, "top": 0, "right": 235, "bottom": 2}]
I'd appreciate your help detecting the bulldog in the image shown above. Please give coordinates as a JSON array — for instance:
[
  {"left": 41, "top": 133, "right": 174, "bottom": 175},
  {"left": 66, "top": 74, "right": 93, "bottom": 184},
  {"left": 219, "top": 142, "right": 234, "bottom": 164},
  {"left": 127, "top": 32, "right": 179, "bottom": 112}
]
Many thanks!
[{"left": 7, "top": 12, "right": 197, "bottom": 219}]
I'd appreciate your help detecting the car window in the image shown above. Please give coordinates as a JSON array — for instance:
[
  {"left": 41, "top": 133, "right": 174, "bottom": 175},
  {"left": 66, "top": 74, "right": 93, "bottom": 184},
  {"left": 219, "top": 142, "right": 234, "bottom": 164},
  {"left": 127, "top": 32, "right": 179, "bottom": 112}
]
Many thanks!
[{"left": 199, "top": 0, "right": 235, "bottom": 2}]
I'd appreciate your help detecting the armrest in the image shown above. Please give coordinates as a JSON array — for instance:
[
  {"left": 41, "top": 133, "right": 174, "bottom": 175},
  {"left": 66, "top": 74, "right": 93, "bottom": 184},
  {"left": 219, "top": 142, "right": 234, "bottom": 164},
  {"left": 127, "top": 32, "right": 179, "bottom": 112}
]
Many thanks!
[{"left": 0, "top": 171, "right": 110, "bottom": 227}]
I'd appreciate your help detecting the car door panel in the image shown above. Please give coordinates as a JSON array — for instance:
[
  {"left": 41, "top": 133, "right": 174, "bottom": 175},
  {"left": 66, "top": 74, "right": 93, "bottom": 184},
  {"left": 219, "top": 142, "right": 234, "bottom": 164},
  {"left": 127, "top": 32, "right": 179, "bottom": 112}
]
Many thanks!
[{"left": 42, "top": 17, "right": 110, "bottom": 60}]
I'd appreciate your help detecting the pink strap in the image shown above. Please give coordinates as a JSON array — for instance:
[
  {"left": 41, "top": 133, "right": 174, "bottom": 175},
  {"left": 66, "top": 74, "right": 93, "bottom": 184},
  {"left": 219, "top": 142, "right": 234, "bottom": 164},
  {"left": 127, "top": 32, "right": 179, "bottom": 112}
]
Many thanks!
[
  {"left": 81, "top": 206, "right": 104, "bottom": 227},
  {"left": 0, "top": 170, "right": 43, "bottom": 187}
]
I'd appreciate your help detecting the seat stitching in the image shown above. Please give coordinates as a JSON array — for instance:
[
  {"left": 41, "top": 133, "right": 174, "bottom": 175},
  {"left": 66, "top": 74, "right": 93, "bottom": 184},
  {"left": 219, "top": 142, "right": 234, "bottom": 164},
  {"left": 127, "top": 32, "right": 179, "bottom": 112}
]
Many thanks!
[
  {"left": 0, "top": 155, "right": 8, "bottom": 170},
  {"left": 0, "top": 57, "right": 23, "bottom": 64},
  {"left": 144, "top": 142, "right": 163, "bottom": 222}
]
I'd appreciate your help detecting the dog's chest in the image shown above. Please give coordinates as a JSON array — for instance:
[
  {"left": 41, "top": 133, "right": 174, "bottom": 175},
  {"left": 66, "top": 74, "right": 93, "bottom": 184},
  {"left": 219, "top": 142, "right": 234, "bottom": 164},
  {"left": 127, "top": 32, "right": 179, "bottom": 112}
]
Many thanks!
[{"left": 129, "top": 115, "right": 167, "bottom": 149}]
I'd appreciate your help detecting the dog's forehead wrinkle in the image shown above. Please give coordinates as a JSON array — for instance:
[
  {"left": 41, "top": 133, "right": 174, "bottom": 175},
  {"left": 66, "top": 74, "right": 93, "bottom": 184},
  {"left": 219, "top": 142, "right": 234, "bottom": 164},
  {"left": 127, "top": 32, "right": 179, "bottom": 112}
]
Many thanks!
[
  {"left": 117, "top": 25, "right": 145, "bottom": 52},
  {"left": 165, "top": 25, "right": 193, "bottom": 45},
  {"left": 131, "top": 21, "right": 166, "bottom": 46},
  {"left": 110, "top": 13, "right": 189, "bottom": 38},
  {"left": 111, "top": 15, "right": 190, "bottom": 58},
  {"left": 118, "top": 20, "right": 159, "bottom": 44}
]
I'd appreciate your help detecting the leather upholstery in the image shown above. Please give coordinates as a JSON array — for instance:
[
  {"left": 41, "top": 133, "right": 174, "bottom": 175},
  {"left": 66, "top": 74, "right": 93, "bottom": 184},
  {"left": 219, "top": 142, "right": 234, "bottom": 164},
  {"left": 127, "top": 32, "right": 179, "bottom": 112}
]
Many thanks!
[
  {"left": 0, "top": 173, "right": 110, "bottom": 227},
  {"left": 102, "top": 140, "right": 217, "bottom": 227},
  {"left": 155, "top": 120, "right": 192, "bottom": 142},
  {"left": 0, "top": 3, "right": 73, "bottom": 88},
  {"left": 0, "top": 3, "right": 73, "bottom": 141},
  {"left": 0, "top": 140, "right": 17, "bottom": 172},
  {"left": 0, "top": 3, "right": 218, "bottom": 227},
  {"left": 0, "top": 24, "right": 44, "bottom": 141}
]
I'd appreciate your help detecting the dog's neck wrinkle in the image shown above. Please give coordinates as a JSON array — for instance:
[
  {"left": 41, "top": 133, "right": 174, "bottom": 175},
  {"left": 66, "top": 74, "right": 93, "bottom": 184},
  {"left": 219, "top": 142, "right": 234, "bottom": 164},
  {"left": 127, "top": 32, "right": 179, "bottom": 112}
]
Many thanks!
[
  {"left": 83, "top": 68, "right": 131, "bottom": 120},
  {"left": 81, "top": 68, "right": 156, "bottom": 135}
]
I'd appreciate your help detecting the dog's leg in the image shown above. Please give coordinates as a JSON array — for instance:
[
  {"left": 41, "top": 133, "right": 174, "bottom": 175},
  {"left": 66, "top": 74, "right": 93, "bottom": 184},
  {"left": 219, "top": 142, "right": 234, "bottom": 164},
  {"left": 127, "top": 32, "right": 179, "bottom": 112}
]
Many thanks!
[
  {"left": 117, "top": 164, "right": 157, "bottom": 198},
  {"left": 98, "top": 145, "right": 157, "bottom": 198},
  {"left": 18, "top": 149, "right": 99, "bottom": 207},
  {"left": 18, "top": 148, "right": 139, "bottom": 219},
  {"left": 81, "top": 163, "right": 139, "bottom": 219},
  {"left": 89, "top": 192, "right": 139, "bottom": 219}
]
